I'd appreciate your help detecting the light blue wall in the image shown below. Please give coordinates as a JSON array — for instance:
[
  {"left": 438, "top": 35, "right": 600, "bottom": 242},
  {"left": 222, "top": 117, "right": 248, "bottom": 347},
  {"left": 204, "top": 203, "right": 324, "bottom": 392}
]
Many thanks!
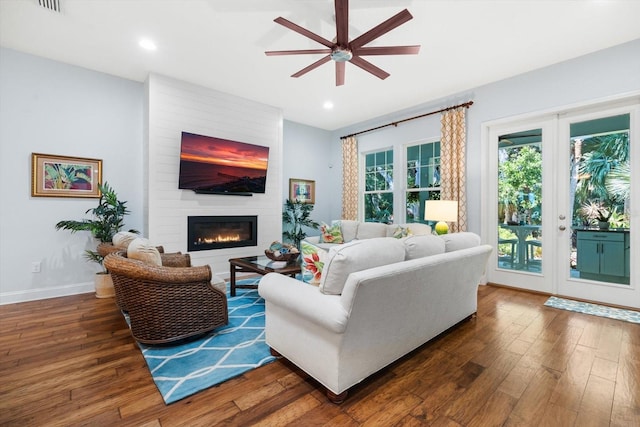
[
  {"left": 282, "top": 120, "right": 335, "bottom": 232},
  {"left": 331, "top": 38, "right": 640, "bottom": 233},
  {"left": 0, "top": 48, "right": 144, "bottom": 302}
]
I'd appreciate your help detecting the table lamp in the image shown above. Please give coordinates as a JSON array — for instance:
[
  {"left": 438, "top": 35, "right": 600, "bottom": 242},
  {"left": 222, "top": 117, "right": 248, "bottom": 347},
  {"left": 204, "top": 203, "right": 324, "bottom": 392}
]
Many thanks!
[{"left": 424, "top": 200, "right": 458, "bottom": 235}]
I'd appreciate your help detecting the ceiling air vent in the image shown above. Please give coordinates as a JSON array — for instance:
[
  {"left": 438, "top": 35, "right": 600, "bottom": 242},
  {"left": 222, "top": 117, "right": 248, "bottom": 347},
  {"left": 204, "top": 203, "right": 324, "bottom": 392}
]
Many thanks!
[{"left": 38, "top": 0, "right": 61, "bottom": 13}]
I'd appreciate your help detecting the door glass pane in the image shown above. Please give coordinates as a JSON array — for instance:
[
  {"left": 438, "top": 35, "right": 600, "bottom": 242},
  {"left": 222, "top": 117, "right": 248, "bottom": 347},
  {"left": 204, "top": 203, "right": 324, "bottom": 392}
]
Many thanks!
[
  {"left": 569, "top": 114, "right": 630, "bottom": 285},
  {"left": 497, "top": 129, "right": 543, "bottom": 271}
]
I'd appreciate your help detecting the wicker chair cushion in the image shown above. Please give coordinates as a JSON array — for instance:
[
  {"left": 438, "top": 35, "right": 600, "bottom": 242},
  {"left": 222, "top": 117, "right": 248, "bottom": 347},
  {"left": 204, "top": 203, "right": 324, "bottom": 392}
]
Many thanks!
[
  {"left": 127, "top": 238, "right": 162, "bottom": 266},
  {"left": 112, "top": 231, "right": 139, "bottom": 249}
]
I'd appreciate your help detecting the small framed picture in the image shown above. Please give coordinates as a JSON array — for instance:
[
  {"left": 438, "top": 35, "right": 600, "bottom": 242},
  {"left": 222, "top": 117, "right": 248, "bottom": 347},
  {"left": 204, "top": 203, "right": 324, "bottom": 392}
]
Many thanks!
[
  {"left": 289, "top": 178, "right": 315, "bottom": 204},
  {"left": 31, "top": 153, "right": 102, "bottom": 198}
]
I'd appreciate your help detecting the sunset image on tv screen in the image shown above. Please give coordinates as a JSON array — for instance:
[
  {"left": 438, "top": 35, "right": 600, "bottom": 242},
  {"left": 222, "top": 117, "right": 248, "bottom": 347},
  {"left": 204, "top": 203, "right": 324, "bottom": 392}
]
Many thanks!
[{"left": 179, "top": 132, "right": 269, "bottom": 193}]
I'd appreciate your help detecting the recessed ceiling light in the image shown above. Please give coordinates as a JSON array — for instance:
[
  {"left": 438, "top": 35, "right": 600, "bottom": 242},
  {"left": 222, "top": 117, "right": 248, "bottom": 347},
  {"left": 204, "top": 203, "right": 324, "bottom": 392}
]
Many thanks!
[
  {"left": 323, "top": 101, "right": 334, "bottom": 110},
  {"left": 139, "top": 38, "right": 157, "bottom": 51}
]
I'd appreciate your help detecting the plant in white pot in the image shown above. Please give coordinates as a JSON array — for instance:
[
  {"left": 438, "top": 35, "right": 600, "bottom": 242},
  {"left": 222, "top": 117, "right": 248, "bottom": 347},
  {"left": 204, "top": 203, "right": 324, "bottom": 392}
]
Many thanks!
[{"left": 55, "top": 182, "right": 138, "bottom": 297}]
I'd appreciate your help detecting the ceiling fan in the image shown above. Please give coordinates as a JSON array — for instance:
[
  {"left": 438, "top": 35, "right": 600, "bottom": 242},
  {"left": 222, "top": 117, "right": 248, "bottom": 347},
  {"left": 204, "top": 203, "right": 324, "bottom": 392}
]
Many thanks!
[{"left": 265, "top": 0, "right": 420, "bottom": 86}]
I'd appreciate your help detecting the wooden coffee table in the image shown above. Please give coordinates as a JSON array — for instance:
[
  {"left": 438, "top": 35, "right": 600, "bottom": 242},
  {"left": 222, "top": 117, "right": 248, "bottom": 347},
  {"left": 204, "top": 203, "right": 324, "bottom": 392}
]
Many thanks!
[{"left": 228, "top": 256, "right": 301, "bottom": 296}]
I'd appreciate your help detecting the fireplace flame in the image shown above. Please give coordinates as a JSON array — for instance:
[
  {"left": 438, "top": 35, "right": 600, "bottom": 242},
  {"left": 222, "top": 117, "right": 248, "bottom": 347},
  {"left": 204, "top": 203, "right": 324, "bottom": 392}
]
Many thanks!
[{"left": 196, "top": 234, "right": 242, "bottom": 245}]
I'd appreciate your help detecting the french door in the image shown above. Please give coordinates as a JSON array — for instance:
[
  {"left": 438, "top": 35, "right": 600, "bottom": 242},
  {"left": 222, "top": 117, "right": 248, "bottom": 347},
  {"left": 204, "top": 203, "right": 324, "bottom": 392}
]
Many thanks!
[
  {"left": 485, "top": 119, "right": 554, "bottom": 294},
  {"left": 483, "top": 98, "right": 639, "bottom": 308}
]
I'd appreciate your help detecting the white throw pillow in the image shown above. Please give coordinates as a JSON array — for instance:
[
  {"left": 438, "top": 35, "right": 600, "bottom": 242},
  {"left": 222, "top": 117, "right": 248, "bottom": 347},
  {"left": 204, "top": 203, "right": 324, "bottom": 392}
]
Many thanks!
[
  {"left": 403, "top": 235, "right": 446, "bottom": 260},
  {"left": 127, "top": 237, "right": 162, "bottom": 266},
  {"left": 112, "top": 231, "right": 138, "bottom": 249},
  {"left": 441, "top": 232, "right": 481, "bottom": 252},
  {"left": 355, "top": 222, "right": 389, "bottom": 240},
  {"left": 337, "top": 220, "right": 359, "bottom": 243},
  {"left": 319, "top": 237, "right": 405, "bottom": 295}
]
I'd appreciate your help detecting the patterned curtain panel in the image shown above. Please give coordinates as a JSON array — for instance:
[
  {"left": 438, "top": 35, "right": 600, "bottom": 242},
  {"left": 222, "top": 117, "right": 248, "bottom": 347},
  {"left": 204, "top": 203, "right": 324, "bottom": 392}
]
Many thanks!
[
  {"left": 440, "top": 108, "right": 468, "bottom": 232},
  {"left": 341, "top": 136, "right": 358, "bottom": 220}
]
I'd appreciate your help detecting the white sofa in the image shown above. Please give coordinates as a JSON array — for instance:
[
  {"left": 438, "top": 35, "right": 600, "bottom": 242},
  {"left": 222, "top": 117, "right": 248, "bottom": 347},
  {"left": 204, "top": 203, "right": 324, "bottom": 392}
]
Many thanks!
[
  {"left": 305, "top": 219, "right": 432, "bottom": 250},
  {"left": 258, "top": 232, "right": 492, "bottom": 403}
]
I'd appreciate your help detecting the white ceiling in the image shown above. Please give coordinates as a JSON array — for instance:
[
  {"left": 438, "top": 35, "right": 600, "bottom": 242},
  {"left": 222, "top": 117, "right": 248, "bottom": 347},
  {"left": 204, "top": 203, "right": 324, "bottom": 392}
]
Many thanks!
[{"left": 1, "top": 0, "right": 639, "bottom": 130}]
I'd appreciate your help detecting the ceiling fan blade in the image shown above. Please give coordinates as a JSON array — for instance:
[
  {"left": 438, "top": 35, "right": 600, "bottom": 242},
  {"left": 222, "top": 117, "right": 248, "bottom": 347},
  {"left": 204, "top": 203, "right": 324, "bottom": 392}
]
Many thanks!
[
  {"left": 336, "top": 61, "right": 346, "bottom": 86},
  {"left": 353, "top": 45, "right": 420, "bottom": 56},
  {"left": 349, "top": 56, "right": 390, "bottom": 80},
  {"left": 266, "top": 49, "right": 332, "bottom": 56},
  {"left": 274, "top": 17, "right": 334, "bottom": 48},
  {"left": 291, "top": 55, "right": 332, "bottom": 78},
  {"left": 350, "top": 9, "right": 413, "bottom": 50},
  {"left": 335, "top": 0, "right": 349, "bottom": 47}
]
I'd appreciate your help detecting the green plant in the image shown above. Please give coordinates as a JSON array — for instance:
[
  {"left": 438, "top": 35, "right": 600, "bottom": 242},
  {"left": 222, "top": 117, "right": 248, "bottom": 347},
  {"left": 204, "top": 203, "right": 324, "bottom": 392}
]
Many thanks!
[
  {"left": 282, "top": 199, "right": 319, "bottom": 249},
  {"left": 498, "top": 145, "right": 542, "bottom": 218},
  {"left": 55, "top": 182, "right": 138, "bottom": 269},
  {"left": 576, "top": 133, "right": 628, "bottom": 203},
  {"left": 579, "top": 199, "right": 612, "bottom": 223},
  {"left": 608, "top": 208, "right": 629, "bottom": 229}
]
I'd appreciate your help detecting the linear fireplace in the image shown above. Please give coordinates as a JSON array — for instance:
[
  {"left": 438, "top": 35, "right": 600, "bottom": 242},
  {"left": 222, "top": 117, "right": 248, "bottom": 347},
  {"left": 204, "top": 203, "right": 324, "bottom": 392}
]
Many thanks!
[{"left": 187, "top": 215, "right": 257, "bottom": 251}]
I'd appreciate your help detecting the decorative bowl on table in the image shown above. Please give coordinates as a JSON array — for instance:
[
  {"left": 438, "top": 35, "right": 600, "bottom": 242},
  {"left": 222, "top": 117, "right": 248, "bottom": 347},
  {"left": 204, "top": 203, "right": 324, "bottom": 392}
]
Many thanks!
[{"left": 265, "top": 241, "right": 300, "bottom": 262}]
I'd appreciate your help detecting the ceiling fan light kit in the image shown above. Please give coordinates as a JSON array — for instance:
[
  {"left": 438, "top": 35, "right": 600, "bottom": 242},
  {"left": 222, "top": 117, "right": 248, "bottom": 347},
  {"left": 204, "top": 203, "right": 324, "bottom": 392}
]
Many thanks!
[
  {"left": 265, "top": 0, "right": 420, "bottom": 86},
  {"left": 330, "top": 48, "right": 353, "bottom": 62}
]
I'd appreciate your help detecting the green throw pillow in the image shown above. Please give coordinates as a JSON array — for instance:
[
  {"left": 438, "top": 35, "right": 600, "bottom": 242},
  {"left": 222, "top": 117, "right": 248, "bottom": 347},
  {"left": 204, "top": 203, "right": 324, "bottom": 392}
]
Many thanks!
[
  {"left": 319, "top": 222, "right": 344, "bottom": 244},
  {"left": 393, "top": 226, "right": 412, "bottom": 239}
]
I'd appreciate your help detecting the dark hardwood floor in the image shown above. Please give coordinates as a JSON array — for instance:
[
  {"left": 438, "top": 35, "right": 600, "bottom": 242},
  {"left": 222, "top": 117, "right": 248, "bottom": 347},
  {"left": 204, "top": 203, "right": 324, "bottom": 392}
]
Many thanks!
[{"left": 1, "top": 285, "right": 639, "bottom": 426}]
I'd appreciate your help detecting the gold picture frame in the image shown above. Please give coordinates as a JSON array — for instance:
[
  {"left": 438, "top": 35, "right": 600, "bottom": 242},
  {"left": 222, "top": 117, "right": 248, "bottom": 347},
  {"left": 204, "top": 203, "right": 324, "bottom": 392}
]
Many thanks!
[
  {"left": 289, "top": 178, "right": 315, "bottom": 204},
  {"left": 31, "top": 153, "right": 102, "bottom": 198}
]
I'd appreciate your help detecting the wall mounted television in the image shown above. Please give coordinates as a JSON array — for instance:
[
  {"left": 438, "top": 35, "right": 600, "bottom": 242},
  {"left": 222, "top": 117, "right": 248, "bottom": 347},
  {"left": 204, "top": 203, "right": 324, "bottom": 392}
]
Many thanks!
[{"left": 178, "top": 132, "right": 270, "bottom": 195}]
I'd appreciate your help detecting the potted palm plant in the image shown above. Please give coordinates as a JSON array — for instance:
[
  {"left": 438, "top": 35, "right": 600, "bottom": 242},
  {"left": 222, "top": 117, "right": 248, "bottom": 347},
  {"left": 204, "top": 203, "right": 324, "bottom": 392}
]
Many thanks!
[
  {"left": 282, "top": 198, "right": 319, "bottom": 250},
  {"left": 55, "top": 182, "right": 138, "bottom": 297}
]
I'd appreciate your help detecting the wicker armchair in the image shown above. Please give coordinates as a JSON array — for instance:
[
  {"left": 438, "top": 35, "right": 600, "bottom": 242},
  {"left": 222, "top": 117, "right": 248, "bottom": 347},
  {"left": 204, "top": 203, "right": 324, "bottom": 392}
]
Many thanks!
[
  {"left": 98, "top": 242, "right": 178, "bottom": 309},
  {"left": 104, "top": 251, "right": 228, "bottom": 345}
]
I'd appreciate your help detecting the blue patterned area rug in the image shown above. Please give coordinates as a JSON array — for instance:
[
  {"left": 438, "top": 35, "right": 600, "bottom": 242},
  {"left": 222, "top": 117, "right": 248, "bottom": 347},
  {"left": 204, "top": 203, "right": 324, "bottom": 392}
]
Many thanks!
[
  {"left": 544, "top": 296, "right": 640, "bottom": 324},
  {"left": 134, "top": 277, "right": 275, "bottom": 404}
]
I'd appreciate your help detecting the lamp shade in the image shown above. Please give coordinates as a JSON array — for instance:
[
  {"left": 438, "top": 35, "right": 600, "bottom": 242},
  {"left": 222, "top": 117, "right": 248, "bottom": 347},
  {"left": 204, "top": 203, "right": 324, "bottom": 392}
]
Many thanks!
[{"left": 424, "top": 200, "right": 458, "bottom": 234}]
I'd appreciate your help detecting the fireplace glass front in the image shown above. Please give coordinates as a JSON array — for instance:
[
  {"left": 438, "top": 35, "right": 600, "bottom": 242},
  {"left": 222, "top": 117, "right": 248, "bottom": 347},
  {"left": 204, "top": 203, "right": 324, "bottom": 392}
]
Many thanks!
[{"left": 187, "top": 215, "right": 257, "bottom": 251}]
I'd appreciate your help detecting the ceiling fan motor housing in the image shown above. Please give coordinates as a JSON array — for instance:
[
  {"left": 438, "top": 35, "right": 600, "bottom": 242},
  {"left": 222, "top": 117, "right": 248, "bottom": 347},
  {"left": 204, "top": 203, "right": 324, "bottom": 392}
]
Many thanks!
[{"left": 331, "top": 48, "right": 353, "bottom": 62}]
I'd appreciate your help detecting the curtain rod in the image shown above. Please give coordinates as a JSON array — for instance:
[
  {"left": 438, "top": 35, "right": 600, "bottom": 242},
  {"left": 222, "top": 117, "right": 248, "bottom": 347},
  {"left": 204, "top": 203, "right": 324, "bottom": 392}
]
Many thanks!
[{"left": 341, "top": 100, "right": 474, "bottom": 139}]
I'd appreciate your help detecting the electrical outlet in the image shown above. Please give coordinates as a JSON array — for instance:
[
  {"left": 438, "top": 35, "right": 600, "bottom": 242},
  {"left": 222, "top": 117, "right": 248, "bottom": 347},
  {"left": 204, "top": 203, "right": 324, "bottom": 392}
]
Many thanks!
[{"left": 31, "top": 262, "right": 41, "bottom": 273}]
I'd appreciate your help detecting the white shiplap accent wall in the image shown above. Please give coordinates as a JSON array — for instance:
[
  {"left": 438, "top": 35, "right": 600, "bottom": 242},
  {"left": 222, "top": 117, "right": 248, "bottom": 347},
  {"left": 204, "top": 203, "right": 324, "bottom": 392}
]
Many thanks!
[{"left": 145, "top": 74, "right": 283, "bottom": 278}]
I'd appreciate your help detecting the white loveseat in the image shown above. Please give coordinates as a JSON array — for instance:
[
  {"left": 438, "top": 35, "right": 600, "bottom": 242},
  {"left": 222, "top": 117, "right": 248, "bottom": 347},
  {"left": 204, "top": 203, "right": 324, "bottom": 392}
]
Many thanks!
[
  {"left": 304, "top": 219, "right": 432, "bottom": 250},
  {"left": 258, "top": 232, "right": 492, "bottom": 403}
]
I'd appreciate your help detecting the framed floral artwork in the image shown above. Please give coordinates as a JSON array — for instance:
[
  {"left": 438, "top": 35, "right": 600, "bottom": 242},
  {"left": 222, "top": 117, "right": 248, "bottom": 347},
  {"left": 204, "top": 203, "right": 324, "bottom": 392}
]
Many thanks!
[
  {"left": 31, "top": 153, "right": 102, "bottom": 198},
  {"left": 289, "top": 178, "right": 315, "bottom": 204}
]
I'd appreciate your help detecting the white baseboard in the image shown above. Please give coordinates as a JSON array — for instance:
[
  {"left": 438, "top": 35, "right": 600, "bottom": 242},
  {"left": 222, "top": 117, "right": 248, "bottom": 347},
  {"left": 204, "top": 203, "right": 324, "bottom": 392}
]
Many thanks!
[{"left": 0, "top": 282, "right": 94, "bottom": 305}]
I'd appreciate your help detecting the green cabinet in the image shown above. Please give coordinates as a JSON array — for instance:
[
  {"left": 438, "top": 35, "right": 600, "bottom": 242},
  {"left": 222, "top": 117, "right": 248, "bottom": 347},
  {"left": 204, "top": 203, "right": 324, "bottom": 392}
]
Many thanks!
[{"left": 576, "top": 230, "right": 629, "bottom": 285}]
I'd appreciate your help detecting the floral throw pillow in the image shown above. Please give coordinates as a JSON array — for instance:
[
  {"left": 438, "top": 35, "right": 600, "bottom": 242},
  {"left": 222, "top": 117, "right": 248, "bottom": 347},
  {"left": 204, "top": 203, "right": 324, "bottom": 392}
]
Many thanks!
[
  {"left": 301, "top": 240, "right": 328, "bottom": 285},
  {"left": 319, "top": 222, "right": 344, "bottom": 244},
  {"left": 393, "top": 226, "right": 412, "bottom": 239}
]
